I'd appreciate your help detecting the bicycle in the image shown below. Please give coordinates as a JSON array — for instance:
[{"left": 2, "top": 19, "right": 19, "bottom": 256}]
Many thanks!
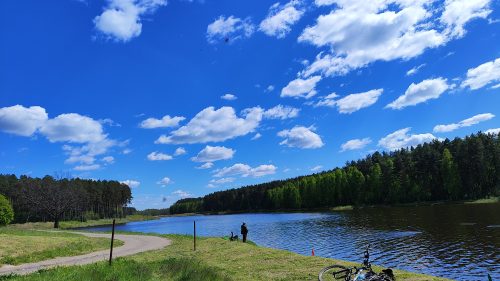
[{"left": 318, "top": 245, "right": 395, "bottom": 281}]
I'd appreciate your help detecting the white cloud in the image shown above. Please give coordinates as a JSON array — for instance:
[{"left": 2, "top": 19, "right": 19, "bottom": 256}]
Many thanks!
[
  {"left": 0, "top": 105, "right": 48, "bottom": 136},
  {"left": 102, "top": 156, "right": 115, "bottom": 164},
  {"left": 122, "top": 148, "right": 132, "bottom": 154},
  {"left": 210, "top": 177, "right": 235, "bottom": 184},
  {"left": 174, "top": 147, "right": 186, "bottom": 156},
  {"left": 335, "top": 89, "right": 383, "bottom": 113},
  {"left": 172, "top": 189, "right": 192, "bottom": 198},
  {"left": 314, "top": 92, "right": 339, "bottom": 108},
  {"left": 40, "top": 113, "right": 106, "bottom": 143},
  {"left": 311, "top": 165, "right": 323, "bottom": 172},
  {"left": 147, "top": 151, "right": 173, "bottom": 161},
  {"left": 191, "top": 145, "right": 235, "bottom": 162},
  {"left": 433, "top": 113, "right": 495, "bottom": 133},
  {"left": 196, "top": 162, "right": 214, "bottom": 169},
  {"left": 378, "top": 127, "right": 437, "bottom": 151},
  {"left": 485, "top": 128, "right": 500, "bottom": 135},
  {"left": 298, "top": 0, "right": 491, "bottom": 78},
  {"left": 341, "top": 138, "right": 372, "bottom": 152},
  {"left": 63, "top": 138, "right": 116, "bottom": 167},
  {"left": 214, "top": 163, "right": 277, "bottom": 178},
  {"left": 265, "top": 85, "right": 275, "bottom": 92},
  {"left": 120, "top": 179, "right": 141, "bottom": 188},
  {"left": 206, "top": 15, "right": 255, "bottom": 44},
  {"left": 221, "top": 94, "right": 237, "bottom": 101},
  {"left": 155, "top": 106, "right": 262, "bottom": 144},
  {"left": 74, "top": 164, "right": 101, "bottom": 171},
  {"left": 263, "top": 105, "right": 300, "bottom": 120},
  {"left": 139, "top": 115, "right": 185, "bottom": 129},
  {"left": 440, "top": 0, "right": 492, "bottom": 38},
  {"left": 281, "top": 76, "right": 321, "bottom": 99},
  {"left": 406, "top": 63, "right": 426, "bottom": 76},
  {"left": 461, "top": 57, "right": 500, "bottom": 90},
  {"left": 251, "top": 133, "right": 262, "bottom": 140},
  {"left": 278, "top": 126, "right": 324, "bottom": 149},
  {"left": 94, "top": 0, "right": 167, "bottom": 42},
  {"left": 157, "top": 177, "right": 172, "bottom": 187},
  {"left": 259, "top": 0, "right": 304, "bottom": 38},
  {"left": 387, "top": 78, "right": 449, "bottom": 109}
]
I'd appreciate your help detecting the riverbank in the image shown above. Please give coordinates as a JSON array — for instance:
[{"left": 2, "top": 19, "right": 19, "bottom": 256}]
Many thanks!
[
  {"left": 8, "top": 215, "right": 157, "bottom": 230},
  {"left": 0, "top": 232, "right": 451, "bottom": 281}
]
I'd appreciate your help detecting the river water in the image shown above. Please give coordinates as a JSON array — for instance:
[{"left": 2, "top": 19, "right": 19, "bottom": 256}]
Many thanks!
[{"left": 86, "top": 203, "right": 500, "bottom": 280}]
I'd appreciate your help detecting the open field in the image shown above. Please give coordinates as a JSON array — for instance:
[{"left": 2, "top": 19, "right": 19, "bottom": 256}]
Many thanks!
[
  {"left": 0, "top": 228, "right": 123, "bottom": 266},
  {"left": 0, "top": 233, "right": 451, "bottom": 281},
  {"left": 7, "top": 215, "right": 157, "bottom": 230}
]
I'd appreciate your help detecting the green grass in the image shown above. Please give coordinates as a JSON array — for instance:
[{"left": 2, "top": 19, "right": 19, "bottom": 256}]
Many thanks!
[
  {"left": 8, "top": 215, "right": 156, "bottom": 230},
  {"left": 330, "top": 205, "right": 354, "bottom": 211},
  {"left": 0, "top": 233, "right": 451, "bottom": 281},
  {"left": 0, "top": 228, "right": 123, "bottom": 266}
]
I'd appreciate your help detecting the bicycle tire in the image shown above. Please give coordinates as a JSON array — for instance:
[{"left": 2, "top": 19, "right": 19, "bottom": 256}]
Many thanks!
[{"left": 318, "top": 265, "right": 352, "bottom": 281}]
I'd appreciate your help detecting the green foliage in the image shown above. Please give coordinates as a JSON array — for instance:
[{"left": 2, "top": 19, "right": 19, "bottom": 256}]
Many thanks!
[
  {"left": 170, "top": 132, "right": 500, "bottom": 214},
  {"left": 0, "top": 194, "right": 14, "bottom": 226}
]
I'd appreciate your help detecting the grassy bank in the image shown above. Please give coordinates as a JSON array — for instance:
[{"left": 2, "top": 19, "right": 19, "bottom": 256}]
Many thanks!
[
  {"left": 1, "top": 233, "right": 451, "bottom": 281},
  {"left": 0, "top": 228, "right": 123, "bottom": 266},
  {"left": 8, "top": 215, "right": 157, "bottom": 230}
]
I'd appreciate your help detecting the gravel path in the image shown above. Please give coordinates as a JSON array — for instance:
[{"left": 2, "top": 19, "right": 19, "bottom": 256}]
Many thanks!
[{"left": 0, "top": 232, "right": 171, "bottom": 276}]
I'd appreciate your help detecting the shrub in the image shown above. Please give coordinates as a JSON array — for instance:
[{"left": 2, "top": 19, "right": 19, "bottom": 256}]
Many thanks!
[{"left": 0, "top": 194, "right": 14, "bottom": 226}]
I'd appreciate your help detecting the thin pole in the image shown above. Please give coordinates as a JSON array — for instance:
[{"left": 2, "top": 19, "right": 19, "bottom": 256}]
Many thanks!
[
  {"left": 109, "top": 218, "right": 116, "bottom": 265},
  {"left": 193, "top": 220, "right": 196, "bottom": 251}
]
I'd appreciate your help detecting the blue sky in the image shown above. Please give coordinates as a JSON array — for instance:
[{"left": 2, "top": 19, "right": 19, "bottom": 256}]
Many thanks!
[{"left": 1, "top": 0, "right": 499, "bottom": 210}]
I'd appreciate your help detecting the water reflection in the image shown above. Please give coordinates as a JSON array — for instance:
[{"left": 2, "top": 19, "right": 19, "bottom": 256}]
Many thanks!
[{"left": 86, "top": 203, "right": 500, "bottom": 280}]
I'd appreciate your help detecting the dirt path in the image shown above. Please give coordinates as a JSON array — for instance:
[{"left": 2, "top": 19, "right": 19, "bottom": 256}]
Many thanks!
[{"left": 0, "top": 232, "right": 171, "bottom": 276}]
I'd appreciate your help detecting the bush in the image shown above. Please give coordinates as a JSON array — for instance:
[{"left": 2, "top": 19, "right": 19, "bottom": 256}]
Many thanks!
[{"left": 0, "top": 194, "right": 14, "bottom": 226}]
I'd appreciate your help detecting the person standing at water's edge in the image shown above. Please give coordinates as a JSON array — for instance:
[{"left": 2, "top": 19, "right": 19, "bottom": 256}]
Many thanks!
[{"left": 241, "top": 222, "right": 248, "bottom": 242}]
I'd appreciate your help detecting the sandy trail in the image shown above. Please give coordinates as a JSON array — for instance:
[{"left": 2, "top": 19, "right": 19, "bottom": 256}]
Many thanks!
[{"left": 0, "top": 231, "right": 171, "bottom": 276}]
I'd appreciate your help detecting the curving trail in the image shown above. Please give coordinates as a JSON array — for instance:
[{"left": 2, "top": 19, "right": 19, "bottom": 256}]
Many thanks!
[{"left": 0, "top": 232, "right": 171, "bottom": 276}]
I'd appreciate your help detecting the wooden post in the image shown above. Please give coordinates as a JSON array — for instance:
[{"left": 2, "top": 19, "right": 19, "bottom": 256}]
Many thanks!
[
  {"left": 193, "top": 220, "right": 196, "bottom": 251},
  {"left": 109, "top": 218, "right": 116, "bottom": 265}
]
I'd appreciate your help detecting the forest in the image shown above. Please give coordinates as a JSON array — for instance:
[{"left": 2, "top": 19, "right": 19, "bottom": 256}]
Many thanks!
[
  {"left": 0, "top": 175, "right": 132, "bottom": 228},
  {"left": 170, "top": 132, "right": 500, "bottom": 214}
]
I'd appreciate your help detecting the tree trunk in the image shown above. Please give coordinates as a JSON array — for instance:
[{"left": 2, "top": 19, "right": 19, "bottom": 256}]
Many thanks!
[{"left": 54, "top": 218, "right": 60, "bottom": 228}]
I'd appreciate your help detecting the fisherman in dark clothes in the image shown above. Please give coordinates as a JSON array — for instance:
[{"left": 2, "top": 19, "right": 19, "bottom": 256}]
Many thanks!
[{"left": 241, "top": 222, "right": 248, "bottom": 242}]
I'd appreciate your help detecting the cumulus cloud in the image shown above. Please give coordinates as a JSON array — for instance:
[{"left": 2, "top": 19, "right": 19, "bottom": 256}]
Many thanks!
[
  {"left": 378, "top": 128, "right": 438, "bottom": 151},
  {"left": 206, "top": 15, "right": 255, "bottom": 44},
  {"left": 74, "top": 164, "right": 101, "bottom": 171},
  {"left": 147, "top": 151, "right": 173, "bottom": 161},
  {"left": 313, "top": 92, "right": 339, "bottom": 108},
  {"left": 221, "top": 94, "right": 237, "bottom": 101},
  {"left": 157, "top": 177, "right": 172, "bottom": 187},
  {"left": 120, "top": 179, "right": 140, "bottom": 188},
  {"left": 155, "top": 106, "right": 262, "bottom": 144},
  {"left": 440, "top": 0, "right": 492, "bottom": 38},
  {"left": 40, "top": 113, "right": 107, "bottom": 143},
  {"left": 281, "top": 76, "right": 321, "bottom": 99},
  {"left": 486, "top": 128, "right": 500, "bottom": 135},
  {"left": 461, "top": 57, "right": 500, "bottom": 90},
  {"left": 214, "top": 163, "right": 277, "bottom": 178},
  {"left": 259, "top": 0, "right": 304, "bottom": 38},
  {"left": 139, "top": 115, "right": 185, "bottom": 129},
  {"left": 174, "top": 147, "right": 186, "bottom": 156},
  {"left": 298, "top": 0, "right": 491, "bottom": 77},
  {"left": 172, "top": 190, "right": 192, "bottom": 198},
  {"left": 102, "top": 156, "right": 115, "bottom": 164},
  {"left": 263, "top": 105, "right": 300, "bottom": 120},
  {"left": 278, "top": 126, "right": 324, "bottom": 149},
  {"left": 341, "top": 138, "right": 372, "bottom": 152},
  {"left": 387, "top": 78, "right": 449, "bottom": 109},
  {"left": 0, "top": 105, "right": 48, "bottom": 136},
  {"left": 433, "top": 113, "right": 495, "bottom": 133},
  {"left": 335, "top": 89, "right": 383, "bottom": 114},
  {"left": 191, "top": 145, "right": 235, "bottom": 162},
  {"left": 94, "top": 0, "right": 167, "bottom": 42},
  {"left": 406, "top": 64, "right": 426, "bottom": 76},
  {"left": 210, "top": 177, "right": 235, "bottom": 184},
  {"left": 196, "top": 162, "right": 214, "bottom": 169},
  {"left": 251, "top": 133, "right": 262, "bottom": 140},
  {"left": 311, "top": 165, "right": 323, "bottom": 172}
]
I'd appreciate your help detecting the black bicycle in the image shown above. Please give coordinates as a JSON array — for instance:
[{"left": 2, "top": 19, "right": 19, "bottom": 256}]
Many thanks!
[{"left": 318, "top": 245, "right": 395, "bottom": 281}]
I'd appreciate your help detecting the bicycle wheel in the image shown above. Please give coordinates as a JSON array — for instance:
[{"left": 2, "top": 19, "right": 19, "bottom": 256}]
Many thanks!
[{"left": 318, "top": 265, "right": 352, "bottom": 281}]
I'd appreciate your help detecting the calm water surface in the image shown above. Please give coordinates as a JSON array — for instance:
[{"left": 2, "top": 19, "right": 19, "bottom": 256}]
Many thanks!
[{"left": 87, "top": 203, "right": 500, "bottom": 280}]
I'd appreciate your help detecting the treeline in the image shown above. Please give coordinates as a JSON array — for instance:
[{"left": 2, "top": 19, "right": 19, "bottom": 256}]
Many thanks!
[
  {"left": 170, "top": 132, "right": 500, "bottom": 214},
  {"left": 0, "top": 175, "right": 132, "bottom": 228}
]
